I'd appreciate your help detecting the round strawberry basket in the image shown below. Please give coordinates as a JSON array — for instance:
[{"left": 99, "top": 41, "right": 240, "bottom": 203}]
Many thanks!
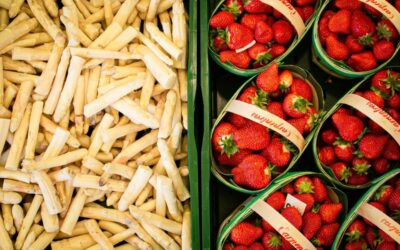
[
  {"left": 211, "top": 64, "right": 324, "bottom": 194},
  {"left": 332, "top": 168, "right": 400, "bottom": 249},
  {"left": 311, "top": 0, "right": 400, "bottom": 79},
  {"left": 312, "top": 66, "right": 400, "bottom": 189},
  {"left": 216, "top": 172, "right": 348, "bottom": 250},
  {"left": 208, "top": 0, "right": 323, "bottom": 76}
]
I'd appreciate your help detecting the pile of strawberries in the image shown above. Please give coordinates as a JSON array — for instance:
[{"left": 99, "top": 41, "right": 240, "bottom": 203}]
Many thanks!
[
  {"left": 223, "top": 176, "right": 344, "bottom": 249},
  {"left": 317, "top": 0, "right": 400, "bottom": 72},
  {"left": 341, "top": 176, "right": 400, "bottom": 250},
  {"left": 317, "top": 69, "right": 400, "bottom": 186},
  {"left": 212, "top": 63, "right": 319, "bottom": 190},
  {"left": 209, "top": 0, "right": 319, "bottom": 69}
]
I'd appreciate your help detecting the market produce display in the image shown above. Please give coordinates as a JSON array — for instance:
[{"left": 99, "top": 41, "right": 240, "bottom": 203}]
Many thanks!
[{"left": 0, "top": 0, "right": 193, "bottom": 249}]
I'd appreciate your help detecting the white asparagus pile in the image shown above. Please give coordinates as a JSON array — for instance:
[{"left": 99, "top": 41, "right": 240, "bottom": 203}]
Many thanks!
[{"left": 0, "top": 0, "right": 191, "bottom": 249}]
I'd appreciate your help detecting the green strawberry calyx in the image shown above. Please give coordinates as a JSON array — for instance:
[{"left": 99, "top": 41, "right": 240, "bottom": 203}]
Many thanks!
[
  {"left": 221, "top": 1, "right": 242, "bottom": 17},
  {"left": 391, "top": 210, "right": 400, "bottom": 224},
  {"left": 352, "top": 162, "right": 370, "bottom": 175},
  {"left": 296, "top": 179, "right": 314, "bottom": 194},
  {"left": 219, "top": 134, "right": 239, "bottom": 157},
  {"left": 377, "top": 23, "right": 392, "bottom": 41},
  {"left": 280, "top": 137, "right": 298, "bottom": 154},
  {"left": 381, "top": 70, "right": 400, "bottom": 96},
  {"left": 358, "top": 33, "right": 374, "bottom": 47},
  {"left": 374, "top": 185, "right": 391, "bottom": 201},
  {"left": 251, "top": 89, "right": 270, "bottom": 109},
  {"left": 267, "top": 234, "right": 282, "bottom": 248},
  {"left": 371, "top": 86, "right": 390, "bottom": 100},
  {"left": 333, "top": 138, "right": 351, "bottom": 147},
  {"left": 338, "top": 166, "right": 352, "bottom": 183},
  {"left": 256, "top": 52, "right": 273, "bottom": 65},
  {"left": 345, "top": 228, "right": 363, "bottom": 242},
  {"left": 293, "top": 96, "right": 311, "bottom": 113}
]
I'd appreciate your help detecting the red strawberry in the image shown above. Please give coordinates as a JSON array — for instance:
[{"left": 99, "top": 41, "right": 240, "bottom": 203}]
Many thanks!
[
  {"left": 254, "top": 21, "right": 273, "bottom": 44},
  {"left": 228, "top": 114, "right": 251, "bottom": 128},
  {"left": 325, "top": 35, "right": 349, "bottom": 61},
  {"left": 373, "top": 40, "right": 395, "bottom": 61},
  {"left": 363, "top": 90, "right": 385, "bottom": 108},
  {"left": 318, "top": 11, "right": 337, "bottom": 46},
  {"left": 289, "top": 78, "right": 312, "bottom": 101},
  {"left": 262, "top": 137, "right": 292, "bottom": 167},
  {"left": 256, "top": 62, "right": 280, "bottom": 93},
  {"left": 223, "top": 0, "right": 244, "bottom": 16},
  {"left": 238, "top": 86, "right": 269, "bottom": 108},
  {"left": 232, "top": 155, "right": 272, "bottom": 189},
  {"left": 319, "top": 146, "right": 336, "bottom": 165},
  {"left": 281, "top": 238, "right": 295, "bottom": 250},
  {"left": 295, "top": 0, "right": 316, "bottom": 7},
  {"left": 348, "top": 169, "right": 369, "bottom": 185},
  {"left": 223, "top": 242, "right": 235, "bottom": 250},
  {"left": 269, "top": 44, "right": 286, "bottom": 58},
  {"left": 283, "top": 94, "right": 310, "bottom": 118},
  {"left": 249, "top": 242, "right": 265, "bottom": 250},
  {"left": 266, "top": 191, "right": 286, "bottom": 211},
  {"left": 287, "top": 117, "right": 307, "bottom": 135},
  {"left": 217, "top": 149, "right": 252, "bottom": 166},
  {"left": 345, "top": 36, "right": 364, "bottom": 54},
  {"left": 294, "top": 176, "right": 314, "bottom": 194},
  {"left": 210, "top": 11, "right": 235, "bottom": 29},
  {"left": 363, "top": 3, "right": 381, "bottom": 16},
  {"left": 272, "top": 20, "right": 294, "bottom": 45},
  {"left": 388, "top": 93, "right": 400, "bottom": 109},
  {"left": 351, "top": 10, "right": 376, "bottom": 39},
  {"left": 388, "top": 187, "right": 400, "bottom": 211},
  {"left": 302, "top": 107, "right": 318, "bottom": 134},
  {"left": 333, "top": 139, "right": 354, "bottom": 162},
  {"left": 279, "top": 70, "right": 293, "bottom": 92},
  {"left": 383, "top": 139, "right": 399, "bottom": 161},
  {"left": 227, "top": 23, "right": 255, "bottom": 50},
  {"left": 266, "top": 102, "right": 286, "bottom": 120},
  {"left": 319, "top": 203, "right": 343, "bottom": 224},
  {"left": 334, "top": 0, "right": 361, "bottom": 11},
  {"left": 376, "top": 241, "right": 396, "bottom": 250},
  {"left": 248, "top": 43, "right": 272, "bottom": 65},
  {"left": 212, "top": 33, "right": 229, "bottom": 52},
  {"left": 365, "top": 226, "right": 378, "bottom": 248},
  {"left": 312, "top": 223, "right": 340, "bottom": 247},
  {"left": 293, "top": 193, "right": 315, "bottom": 212},
  {"left": 359, "top": 134, "right": 389, "bottom": 159},
  {"left": 387, "top": 108, "right": 400, "bottom": 122},
  {"left": 351, "top": 158, "right": 371, "bottom": 176},
  {"left": 321, "top": 129, "right": 338, "bottom": 145},
  {"left": 233, "top": 246, "right": 248, "bottom": 250},
  {"left": 230, "top": 222, "right": 264, "bottom": 246},
  {"left": 244, "top": 0, "right": 272, "bottom": 13},
  {"left": 371, "top": 69, "right": 400, "bottom": 96},
  {"left": 346, "top": 219, "right": 366, "bottom": 242},
  {"left": 328, "top": 9, "right": 351, "bottom": 34},
  {"left": 241, "top": 14, "right": 267, "bottom": 30},
  {"left": 332, "top": 112, "right": 364, "bottom": 142},
  {"left": 233, "top": 123, "right": 270, "bottom": 151},
  {"left": 220, "top": 50, "right": 251, "bottom": 69},
  {"left": 313, "top": 177, "right": 328, "bottom": 202},
  {"left": 348, "top": 51, "right": 377, "bottom": 72},
  {"left": 374, "top": 185, "right": 394, "bottom": 205},
  {"left": 212, "top": 122, "right": 237, "bottom": 154},
  {"left": 302, "top": 6, "right": 315, "bottom": 21},
  {"left": 377, "top": 19, "right": 399, "bottom": 42},
  {"left": 331, "top": 162, "right": 352, "bottom": 183},
  {"left": 344, "top": 239, "right": 369, "bottom": 250},
  {"left": 372, "top": 158, "right": 390, "bottom": 175},
  {"left": 281, "top": 206, "right": 303, "bottom": 230},
  {"left": 368, "top": 119, "right": 385, "bottom": 134},
  {"left": 302, "top": 212, "right": 321, "bottom": 240},
  {"left": 282, "top": 183, "right": 295, "bottom": 194},
  {"left": 262, "top": 232, "right": 282, "bottom": 250},
  {"left": 378, "top": 229, "right": 395, "bottom": 243}
]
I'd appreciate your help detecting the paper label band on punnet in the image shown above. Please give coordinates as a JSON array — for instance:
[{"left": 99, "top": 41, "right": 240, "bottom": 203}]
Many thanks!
[
  {"left": 226, "top": 100, "right": 306, "bottom": 150},
  {"left": 251, "top": 199, "right": 317, "bottom": 250},
  {"left": 359, "top": 0, "right": 400, "bottom": 33},
  {"left": 338, "top": 94, "right": 400, "bottom": 145},
  {"left": 260, "top": 0, "right": 306, "bottom": 36},
  {"left": 357, "top": 202, "right": 400, "bottom": 244}
]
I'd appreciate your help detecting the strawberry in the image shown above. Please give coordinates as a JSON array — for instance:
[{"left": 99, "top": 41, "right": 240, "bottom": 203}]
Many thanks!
[
  {"left": 302, "top": 212, "right": 322, "bottom": 240},
  {"left": 241, "top": 14, "right": 267, "bottom": 30},
  {"left": 363, "top": 89, "right": 385, "bottom": 108},
  {"left": 279, "top": 70, "right": 293, "bottom": 92},
  {"left": 262, "top": 232, "right": 282, "bottom": 250},
  {"left": 348, "top": 52, "right": 377, "bottom": 72},
  {"left": 281, "top": 238, "right": 295, "bottom": 250},
  {"left": 378, "top": 229, "right": 395, "bottom": 243},
  {"left": 313, "top": 177, "right": 328, "bottom": 202},
  {"left": 228, "top": 114, "right": 251, "bottom": 128},
  {"left": 344, "top": 239, "right": 369, "bottom": 250},
  {"left": 376, "top": 241, "right": 396, "bottom": 250},
  {"left": 256, "top": 62, "right": 280, "bottom": 93},
  {"left": 345, "top": 36, "right": 364, "bottom": 54},
  {"left": 295, "top": 0, "right": 316, "bottom": 7},
  {"left": 312, "top": 223, "right": 340, "bottom": 247},
  {"left": 387, "top": 108, "right": 400, "bottom": 122},
  {"left": 248, "top": 43, "right": 272, "bottom": 65},
  {"left": 266, "top": 102, "right": 286, "bottom": 120},
  {"left": 351, "top": 10, "right": 376, "bottom": 39},
  {"left": 238, "top": 86, "right": 269, "bottom": 108},
  {"left": 223, "top": 0, "right": 244, "bottom": 16},
  {"left": 262, "top": 137, "right": 293, "bottom": 167},
  {"left": 220, "top": 50, "right": 251, "bottom": 69},
  {"left": 388, "top": 93, "right": 400, "bottom": 109},
  {"left": 368, "top": 119, "right": 385, "bottom": 134},
  {"left": 388, "top": 187, "right": 400, "bottom": 211},
  {"left": 233, "top": 123, "right": 270, "bottom": 151},
  {"left": 281, "top": 206, "right": 303, "bottom": 230},
  {"left": 372, "top": 158, "right": 390, "bottom": 175},
  {"left": 294, "top": 176, "right": 314, "bottom": 194},
  {"left": 289, "top": 78, "right": 313, "bottom": 101},
  {"left": 287, "top": 117, "right": 307, "bottom": 135},
  {"left": 249, "top": 242, "right": 265, "bottom": 250},
  {"left": 269, "top": 44, "right": 286, "bottom": 58},
  {"left": 223, "top": 242, "right": 235, "bottom": 250},
  {"left": 333, "top": 139, "right": 354, "bottom": 162},
  {"left": 319, "top": 146, "right": 336, "bottom": 166},
  {"left": 232, "top": 154, "right": 272, "bottom": 189},
  {"left": 233, "top": 246, "right": 248, "bottom": 250},
  {"left": 302, "top": 6, "right": 315, "bottom": 21},
  {"left": 332, "top": 112, "right": 364, "bottom": 142},
  {"left": 334, "top": 0, "right": 361, "bottom": 11},
  {"left": 210, "top": 11, "right": 235, "bottom": 29},
  {"left": 359, "top": 134, "right": 389, "bottom": 159},
  {"left": 230, "top": 222, "right": 264, "bottom": 246},
  {"left": 348, "top": 170, "right": 369, "bottom": 185},
  {"left": 212, "top": 122, "right": 237, "bottom": 154},
  {"left": 373, "top": 40, "right": 395, "bottom": 61},
  {"left": 377, "top": 19, "right": 399, "bottom": 42},
  {"left": 283, "top": 94, "right": 310, "bottom": 118},
  {"left": 266, "top": 191, "right": 286, "bottom": 211},
  {"left": 261, "top": 219, "right": 274, "bottom": 232},
  {"left": 302, "top": 107, "right": 318, "bottom": 133},
  {"left": 272, "top": 20, "right": 294, "bottom": 45},
  {"left": 244, "top": 0, "right": 272, "bottom": 13},
  {"left": 346, "top": 219, "right": 366, "bottom": 242},
  {"left": 318, "top": 11, "right": 337, "bottom": 46},
  {"left": 351, "top": 158, "right": 371, "bottom": 175},
  {"left": 328, "top": 9, "right": 351, "bottom": 34},
  {"left": 254, "top": 21, "right": 273, "bottom": 44},
  {"left": 217, "top": 149, "right": 252, "bottom": 166},
  {"left": 321, "top": 129, "right": 338, "bottom": 145},
  {"left": 227, "top": 23, "right": 255, "bottom": 50},
  {"left": 331, "top": 162, "right": 352, "bottom": 183},
  {"left": 374, "top": 185, "right": 394, "bottom": 205},
  {"left": 383, "top": 139, "right": 400, "bottom": 161},
  {"left": 293, "top": 193, "right": 315, "bottom": 212},
  {"left": 212, "top": 33, "right": 229, "bottom": 52},
  {"left": 371, "top": 69, "right": 400, "bottom": 96},
  {"left": 319, "top": 203, "right": 343, "bottom": 224},
  {"left": 325, "top": 35, "right": 349, "bottom": 61},
  {"left": 365, "top": 226, "right": 378, "bottom": 248}
]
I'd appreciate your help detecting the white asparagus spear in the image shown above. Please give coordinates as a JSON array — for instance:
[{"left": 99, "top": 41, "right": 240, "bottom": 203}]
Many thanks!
[
  {"left": 0, "top": 208, "right": 13, "bottom": 250},
  {"left": 25, "top": 101, "right": 43, "bottom": 160},
  {"left": 85, "top": 0, "right": 120, "bottom": 24},
  {"left": 60, "top": 188, "right": 87, "bottom": 235},
  {"left": 101, "top": 123, "right": 146, "bottom": 144},
  {"left": 9, "top": 0, "right": 24, "bottom": 18},
  {"left": 51, "top": 232, "right": 111, "bottom": 249},
  {"left": 155, "top": 176, "right": 166, "bottom": 217},
  {"left": 88, "top": 113, "right": 114, "bottom": 156},
  {"left": 40, "top": 202, "right": 59, "bottom": 232},
  {"left": 140, "top": 221, "right": 180, "bottom": 250},
  {"left": 145, "top": 22, "right": 182, "bottom": 61},
  {"left": 12, "top": 204, "right": 24, "bottom": 232},
  {"left": 2, "top": 56, "right": 36, "bottom": 74},
  {"left": 158, "top": 175, "right": 182, "bottom": 222},
  {"left": 82, "top": 155, "right": 104, "bottom": 175},
  {"left": 33, "top": 171, "right": 63, "bottom": 214},
  {"left": 112, "top": 0, "right": 139, "bottom": 26},
  {"left": 1, "top": 204, "right": 14, "bottom": 233},
  {"left": 115, "top": 244, "right": 138, "bottom": 250},
  {"left": 71, "top": 47, "right": 141, "bottom": 60},
  {"left": 140, "top": 69, "right": 155, "bottom": 109},
  {"left": 0, "top": 18, "right": 38, "bottom": 50},
  {"left": 84, "top": 219, "right": 114, "bottom": 250},
  {"left": 2, "top": 179, "right": 41, "bottom": 194},
  {"left": 87, "top": 228, "right": 135, "bottom": 250},
  {"left": 86, "top": 66, "right": 101, "bottom": 104},
  {"left": 73, "top": 173, "right": 128, "bottom": 192},
  {"left": 0, "top": 118, "right": 10, "bottom": 154},
  {"left": 39, "top": 116, "right": 80, "bottom": 148},
  {"left": 104, "top": 0, "right": 113, "bottom": 26},
  {"left": 0, "top": 57, "right": 3, "bottom": 106},
  {"left": 21, "top": 224, "right": 44, "bottom": 250},
  {"left": 10, "top": 80, "right": 34, "bottom": 132},
  {"left": 42, "top": 127, "right": 70, "bottom": 160},
  {"left": 3, "top": 70, "right": 39, "bottom": 84},
  {"left": 12, "top": 46, "right": 52, "bottom": 61},
  {"left": 29, "top": 230, "right": 58, "bottom": 250},
  {"left": 158, "top": 90, "right": 176, "bottom": 138},
  {"left": 157, "top": 0, "right": 174, "bottom": 13}
]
